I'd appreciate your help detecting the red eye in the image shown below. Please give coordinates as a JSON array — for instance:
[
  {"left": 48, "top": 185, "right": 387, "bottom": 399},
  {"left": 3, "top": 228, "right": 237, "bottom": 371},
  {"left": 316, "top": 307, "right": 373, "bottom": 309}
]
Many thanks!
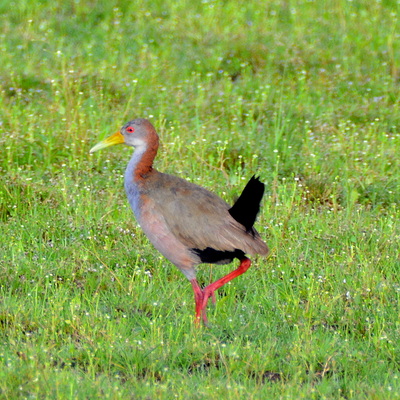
[{"left": 126, "top": 127, "right": 134, "bottom": 133}]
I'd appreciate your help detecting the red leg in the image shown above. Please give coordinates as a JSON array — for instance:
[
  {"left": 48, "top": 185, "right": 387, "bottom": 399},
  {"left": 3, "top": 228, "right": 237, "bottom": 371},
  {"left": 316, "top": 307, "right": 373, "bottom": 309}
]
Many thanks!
[
  {"left": 190, "top": 257, "right": 251, "bottom": 326},
  {"left": 202, "top": 257, "right": 251, "bottom": 308},
  {"left": 190, "top": 279, "right": 207, "bottom": 326}
]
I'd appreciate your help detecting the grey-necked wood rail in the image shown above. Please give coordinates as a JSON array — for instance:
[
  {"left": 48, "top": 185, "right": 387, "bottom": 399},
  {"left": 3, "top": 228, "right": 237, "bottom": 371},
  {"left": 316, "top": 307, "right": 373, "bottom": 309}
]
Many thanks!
[{"left": 90, "top": 118, "right": 268, "bottom": 325}]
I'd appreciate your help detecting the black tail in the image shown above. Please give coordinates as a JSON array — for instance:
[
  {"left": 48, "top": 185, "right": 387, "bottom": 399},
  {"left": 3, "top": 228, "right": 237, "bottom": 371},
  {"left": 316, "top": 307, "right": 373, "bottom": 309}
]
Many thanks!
[{"left": 228, "top": 175, "right": 265, "bottom": 232}]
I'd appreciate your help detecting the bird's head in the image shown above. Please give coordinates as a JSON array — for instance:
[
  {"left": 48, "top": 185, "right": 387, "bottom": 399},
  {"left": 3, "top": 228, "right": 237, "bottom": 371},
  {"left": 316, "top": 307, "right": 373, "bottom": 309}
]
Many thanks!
[{"left": 90, "top": 118, "right": 158, "bottom": 153}]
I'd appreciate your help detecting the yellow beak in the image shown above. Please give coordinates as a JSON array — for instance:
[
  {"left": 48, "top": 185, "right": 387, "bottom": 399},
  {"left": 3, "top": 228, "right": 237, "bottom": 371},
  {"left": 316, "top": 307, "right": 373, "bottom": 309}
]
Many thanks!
[{"left": 90, "top": 131, "right": 125, "bottom": 153}]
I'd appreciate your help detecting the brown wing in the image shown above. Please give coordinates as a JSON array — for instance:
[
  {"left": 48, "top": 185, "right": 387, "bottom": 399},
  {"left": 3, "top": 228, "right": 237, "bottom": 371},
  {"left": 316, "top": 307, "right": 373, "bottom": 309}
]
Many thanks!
[{"left": 144, "top": 172, "right": 268, "bottom": 256}]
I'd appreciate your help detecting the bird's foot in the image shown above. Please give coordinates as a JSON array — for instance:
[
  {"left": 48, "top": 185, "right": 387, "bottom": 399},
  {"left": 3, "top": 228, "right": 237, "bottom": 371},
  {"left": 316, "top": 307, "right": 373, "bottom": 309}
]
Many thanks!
[{"left": 194, "top": 298, "right": 209, "bottom": 327}]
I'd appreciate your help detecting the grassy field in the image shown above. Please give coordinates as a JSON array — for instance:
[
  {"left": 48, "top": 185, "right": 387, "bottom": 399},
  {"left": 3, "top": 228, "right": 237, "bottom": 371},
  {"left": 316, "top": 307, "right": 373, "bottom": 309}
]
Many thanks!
[{"left": 1, "top": 0, "right": 399, "bottom": 398}]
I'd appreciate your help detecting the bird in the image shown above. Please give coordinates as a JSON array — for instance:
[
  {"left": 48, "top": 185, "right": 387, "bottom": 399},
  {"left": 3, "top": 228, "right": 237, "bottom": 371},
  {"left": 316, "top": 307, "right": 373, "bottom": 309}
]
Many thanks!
[{"left": 90, "top": 118, "right": 268, "bottom": 325}]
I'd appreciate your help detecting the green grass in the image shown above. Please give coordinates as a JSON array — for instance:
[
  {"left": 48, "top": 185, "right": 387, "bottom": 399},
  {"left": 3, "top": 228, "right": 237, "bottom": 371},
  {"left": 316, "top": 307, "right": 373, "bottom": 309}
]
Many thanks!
[{"left": 1, "top": 0, "right": 399, "bottom": 398}]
